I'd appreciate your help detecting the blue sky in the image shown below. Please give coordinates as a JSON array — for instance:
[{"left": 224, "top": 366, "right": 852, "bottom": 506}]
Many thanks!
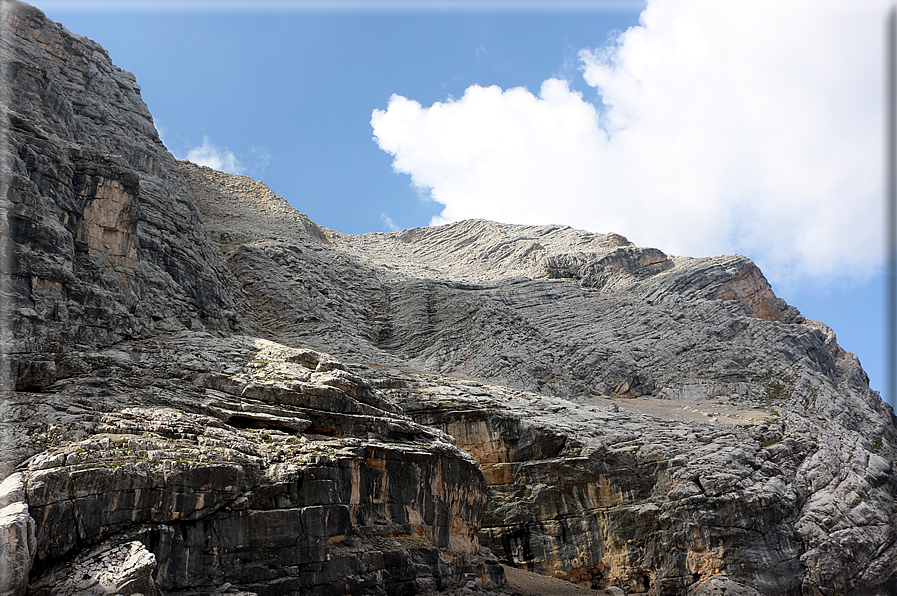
[{"left": 37, "top": 0, "right": 892, "bottom": 407}]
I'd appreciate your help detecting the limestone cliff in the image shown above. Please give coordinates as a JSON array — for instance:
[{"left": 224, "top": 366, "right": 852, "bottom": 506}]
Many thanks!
[
  {"left": 0, "top": 3, "right": 501, "bottom": 595},
  {"left": 186, "top": 164, "right": 897, "bottom": 595},
  {"left": 1, "top": 2, "right": 896, "bottom": 596},
  {"left": 0, "top": 0, "right": 243, "bottom": 399}
]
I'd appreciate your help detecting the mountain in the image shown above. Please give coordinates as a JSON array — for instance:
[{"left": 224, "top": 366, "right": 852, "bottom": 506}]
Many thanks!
[{"left": 1, "top": 2, "right": 895, "bottom": 596}]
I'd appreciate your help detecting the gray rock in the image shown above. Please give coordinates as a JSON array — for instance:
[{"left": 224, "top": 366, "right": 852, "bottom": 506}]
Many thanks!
[
  {"left": 0, "top": 2, "right": 501, "bottom": 593},
  {"left": 0, "top": 475, "right": 36, "bottom": 596},
  {"left": 26, "top": 539, "right": 160, "bottom": 596},
  {"left": 12, "top": 334, "right": 503, "bottom": 594},
  {"left": 1, "top": 0, "right": 243, "bottom": 395},
  {"left": 1, "top": 1, "right": 895, "bottom": 595},
  {"left": 183, "top": 159, "right": 897, "bottom": 595},
  {"left": 687, "top": 576, "right": 762, "bottom": 596}
]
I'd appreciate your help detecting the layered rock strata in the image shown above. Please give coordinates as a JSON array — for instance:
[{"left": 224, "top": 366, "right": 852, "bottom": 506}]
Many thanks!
[
  {"left": 182, "top": 158, "right": 897, "bottom": 595},
  {"left": 1, "top": 2, "right": 896, "bottom": 596},
  {"left": 13, "top": 335, "right": 501, "bottom": 595},
  {"left": 1, "top": 0, "right": 242, "bottom": 398},
  {"left": 1, "top": 3, "right": 502, "bottom": 595},
  {"left": 384, "top": 371, "right": 894, "bottom": 595}
]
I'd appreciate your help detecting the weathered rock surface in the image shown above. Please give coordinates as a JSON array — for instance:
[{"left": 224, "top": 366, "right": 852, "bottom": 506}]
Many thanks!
[
  {"left": 2, "top": 2, "right": 896, "bottom": 596},
  {"left": 0, "top": 0, "right": 243, "bottom": 399},
  {"left": 26, "top": 539, "right": 161, "bottom": 596},
  {"left": 0, "top": 474, "right": 36, "bottom": 596},
  {"left": 12, "top": 334, "right": 502, "bottom": 595},
  {"left": 1, "top": 3, "right": 502, "bottom": 595},
  {"left": 179, "top": 166, "right": 897, "bottom": 594}
]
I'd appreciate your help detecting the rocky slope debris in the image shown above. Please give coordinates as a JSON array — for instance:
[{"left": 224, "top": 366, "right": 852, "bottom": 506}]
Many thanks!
[{"left": 2, "top": 2, "right": 896, "bottom": 596}]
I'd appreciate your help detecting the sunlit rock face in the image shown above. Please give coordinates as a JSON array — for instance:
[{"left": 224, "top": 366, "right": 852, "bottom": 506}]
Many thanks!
[
  {"left": 186, "top": 169, "right": 897, "bottom": 594},
  {"left": 1, "top": 3, "right": 500, "bottom": 595},
  {"left": 2, "top": 2, "right": 896, "bottom": 596},
  {"left": 183, "top": 161, "right": 897, "bottom": 595},
  {"left": 1, "top": 0, "right": 242, "bottom": 397},
  {"left": 17, "top": 336, "right": 500, "bottom": 595}
]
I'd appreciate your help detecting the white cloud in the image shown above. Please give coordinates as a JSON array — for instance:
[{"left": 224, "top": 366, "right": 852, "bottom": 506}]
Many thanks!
[
  {"left": 381, "top": 212, "right": 400, "bottom": 231},
  {"left": 185, "top": 136, "right": 244, "bottom": 174},
  {"left": 372, "top": 0, "right": 887, "bottom": 284}
]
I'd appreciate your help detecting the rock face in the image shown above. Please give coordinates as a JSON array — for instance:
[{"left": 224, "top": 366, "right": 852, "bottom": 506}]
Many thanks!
[
  {"left": 1, "top": 3, "right": 500, "bottom": 595},
  {"left": 16, "top": 335, "right": 500, "bottom": 595},
  {"left": 0, "top": 474, "right": 36, "bottom": 596},
  {"left": 2, "top": 2, "right": 896, "bottom": 596},
  {"left": 1, "top": 0, "right": 242, "bottom": 399}
]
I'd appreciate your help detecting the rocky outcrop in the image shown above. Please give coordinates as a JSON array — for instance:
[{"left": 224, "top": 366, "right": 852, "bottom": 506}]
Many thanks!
[
  {"left": 1, "top": 3, "right": 502, "bottom": 595},
  {"left": 182, "top": 167, "right": 897, "bottom": 594},
  {"left": 1, "top": 0, "right": 243, "bottom": 396},
  {"left": 0, "top": 474, "right": 36, "bottom": 596},
  {"left": 14, "top": 335, "right": 502, "bottom": 595},
  {"left": 26, "top": 540, "right": 162, "bottom": 596},
  {"left": 2, "top": 2, "right": 896, "bottom": 596},
  {"left": 383, "top": 372, "right": 896, "bottom": 595}
]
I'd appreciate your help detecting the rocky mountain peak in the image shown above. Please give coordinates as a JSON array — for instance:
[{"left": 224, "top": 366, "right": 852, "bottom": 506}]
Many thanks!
[{"left": 1, "top": 2, "right": 895, "bottom": 596}]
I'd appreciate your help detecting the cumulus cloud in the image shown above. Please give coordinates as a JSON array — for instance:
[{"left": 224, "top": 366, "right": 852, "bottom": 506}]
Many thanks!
[
  {"left": 185, "top": 136, "right": 244, "bottom": 174},
  {"left": 371, "top": 0, "right": 887, "bottom": 284}
]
